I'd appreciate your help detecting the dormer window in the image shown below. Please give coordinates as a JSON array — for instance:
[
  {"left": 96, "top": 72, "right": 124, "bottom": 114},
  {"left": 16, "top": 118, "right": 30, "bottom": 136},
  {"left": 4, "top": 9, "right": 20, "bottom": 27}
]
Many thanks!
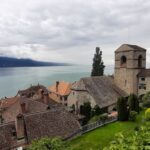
[{"left": 121, "top": 56, "right": 127, "bottom": 67}]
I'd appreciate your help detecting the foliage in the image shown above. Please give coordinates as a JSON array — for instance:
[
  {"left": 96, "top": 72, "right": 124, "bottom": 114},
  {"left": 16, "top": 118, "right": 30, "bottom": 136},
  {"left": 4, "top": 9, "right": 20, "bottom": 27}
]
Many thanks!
[
  {"left": 145, "top": 108, "right": 150, "bottom": 121},
  {"left": 80, "top": 102, "right": 92, "bottom": 123},
  {"left": 103, "top": 123, "right": 150, "bottom": 150},
  {"left": 28, "top": 137, "right": 68, "bottom": 150},
  {"left": 117, "top": 97, "right": 128, "bottom": 121},
  {"left": 92, "top": 105, "right": 102, "bottom": 116},
  {"left": 129, "top": 111, "right": 138, "bottom": 121},
  {"left": 91, "top": 47, "right": 105, "bottom": 76},
  {"left": 142, "top": 91, "right": 150, "bottom": 107},
  {"left": 69, "top": 111, "right": 145, "bottom": 150},
  {"left": 128, "top": 94, "right": 139, "bottom": 113},
  {"left": 99, "top": 113, "right": 108, "bottom": 123},
  {"left": 88, "top": 115, "right": 101, "bottom": 124}
]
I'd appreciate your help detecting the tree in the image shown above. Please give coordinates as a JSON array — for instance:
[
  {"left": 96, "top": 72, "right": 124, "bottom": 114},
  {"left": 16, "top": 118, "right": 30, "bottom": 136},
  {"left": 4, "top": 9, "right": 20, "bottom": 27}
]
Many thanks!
[
  {"left": 129, "top": 111, "right": 138, "bottom": 121},
  {"left": 80, "top": 102, "right": 91, "bottom": 121},
  {"left": 28, "top": 137, "right": 68, "bottom": 150},
  {"left": 117, "top": 97, "right": 128, "bottom": 121},
  {"left": 142, "top": 91, "right": 150, "bottom": 107},
  {"left": 145, "top": 108, "right": 150, "bottom": 121},
  {"left": 128, "top": 94, "right": 139, "bottom": 113},
  {"left": 91, "top": 47, "right": 105, "bottom": 76},
  {"left": 93, "top": 105, "right": 102, "bottom": 116}
]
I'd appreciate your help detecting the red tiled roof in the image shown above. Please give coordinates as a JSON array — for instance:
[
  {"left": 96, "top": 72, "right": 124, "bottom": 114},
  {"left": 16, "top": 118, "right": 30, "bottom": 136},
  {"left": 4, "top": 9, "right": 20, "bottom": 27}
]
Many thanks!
[
  {"left": 48, "top": 81, "right": 71, "bottom": 96},
  {"left": 0, "top": 97, "right": 19, "bottom": 109}
]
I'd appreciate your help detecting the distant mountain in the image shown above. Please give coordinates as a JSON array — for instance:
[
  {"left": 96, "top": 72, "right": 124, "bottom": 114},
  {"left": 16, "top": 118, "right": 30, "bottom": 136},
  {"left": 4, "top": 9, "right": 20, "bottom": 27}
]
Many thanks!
[{"left": 0, "top": 56, "right": 69, "bottom": 67}]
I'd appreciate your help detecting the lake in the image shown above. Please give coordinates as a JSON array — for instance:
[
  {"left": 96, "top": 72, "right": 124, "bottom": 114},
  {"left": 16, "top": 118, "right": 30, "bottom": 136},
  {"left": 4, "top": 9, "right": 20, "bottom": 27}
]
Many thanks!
[{"left": 0, "top": 65, "right": 113, "bottom": 98}]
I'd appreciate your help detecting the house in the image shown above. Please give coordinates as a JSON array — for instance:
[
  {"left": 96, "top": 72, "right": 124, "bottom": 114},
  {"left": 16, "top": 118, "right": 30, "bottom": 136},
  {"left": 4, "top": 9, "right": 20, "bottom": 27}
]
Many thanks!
[
  {"left": 17, "top": 84, "right": 48, "bottom": 98},
  {"left": 0, "top": 85, "right": 81, "bottom": 150},
  {"left": 68, "top": 76, "right": 127, "bottom": 113},
  {"left": 137, "top": 69, "right": 150, "bottom": 96},
  {"left": 114, "top": 44, "right": 150, "bottom": 96},
  {"left": 48, "top": 81, "right": 72, "bottom": 106}
]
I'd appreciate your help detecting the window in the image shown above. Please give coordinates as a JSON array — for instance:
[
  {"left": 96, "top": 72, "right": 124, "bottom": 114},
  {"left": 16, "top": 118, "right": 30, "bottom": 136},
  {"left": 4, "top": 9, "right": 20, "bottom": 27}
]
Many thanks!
[
  {"left": 141, "top": 77, "right": 145, "bottom": 81},
  {"left": 121, "top": 56, "right": 127, "bottom": 67},
  {"left": 64, "top": 96, "right": 67, "bottom": 101},
  {"left": 138, "top": 55, "right": 142, "bottom": 68},
  {"left": 139, "top": 84, "right": 146, "bottom": 90},
  {"left": 11, "top": 127, "right": 16, "bottom": 137}
]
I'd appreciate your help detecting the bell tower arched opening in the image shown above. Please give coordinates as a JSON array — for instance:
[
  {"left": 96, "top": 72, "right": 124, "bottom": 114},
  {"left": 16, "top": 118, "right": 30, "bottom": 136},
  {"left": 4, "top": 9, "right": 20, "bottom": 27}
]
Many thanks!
[{"left": 120, "top": 56, "right": 127, "bottom": 67}]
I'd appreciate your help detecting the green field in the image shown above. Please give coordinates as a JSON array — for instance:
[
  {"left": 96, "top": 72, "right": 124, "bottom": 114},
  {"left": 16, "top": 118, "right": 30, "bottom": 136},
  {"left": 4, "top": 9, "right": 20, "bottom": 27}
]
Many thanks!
[{"left": 69, "top": 111, "right": 145, "bottom": 150}]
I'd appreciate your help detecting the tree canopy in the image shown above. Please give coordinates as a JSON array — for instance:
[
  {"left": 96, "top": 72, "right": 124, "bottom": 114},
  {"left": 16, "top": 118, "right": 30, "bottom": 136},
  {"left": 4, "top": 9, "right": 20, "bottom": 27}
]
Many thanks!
[
  {"left": 27, "top": 137, "right": 68, "bottom": 150},
  {"left": 91, "top": 47, "right": 105, "bottom": 76}
]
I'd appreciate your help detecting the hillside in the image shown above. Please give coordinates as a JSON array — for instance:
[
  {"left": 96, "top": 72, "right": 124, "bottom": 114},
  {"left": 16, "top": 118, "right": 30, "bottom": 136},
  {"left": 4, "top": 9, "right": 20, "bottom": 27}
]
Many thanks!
[{"left": 0, "top": 57, "right": 69, "bottom": 67}]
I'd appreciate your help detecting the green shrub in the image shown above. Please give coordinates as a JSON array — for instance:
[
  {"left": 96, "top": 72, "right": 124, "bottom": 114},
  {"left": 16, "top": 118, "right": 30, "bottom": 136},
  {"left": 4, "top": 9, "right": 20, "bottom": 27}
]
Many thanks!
[
  {"left": 99, "top": 113, "right": 108, "bottom": 123},
  {"left": 145, "top": 108, "right": 150, "bottom": 121},
  {"left": 103, "top": 124, "right": 150, "bottom": 150},
  {"left": 128, "top": 94, "right": 139, "bottom": 113},
  {"left": 142, "top": 92, "right": 150, "bottom": 107},
  {"left": 93, "top": 105, "right": 102, "bottom": 116},
  {"left": 129, "top": 111, "right": 138, "bottom": 121},
  {"left": 143, "top": 100, "right": 150, "bottom": 107},
  {"left": 28, "top": 137, "right": 68, "bottom": 150}
]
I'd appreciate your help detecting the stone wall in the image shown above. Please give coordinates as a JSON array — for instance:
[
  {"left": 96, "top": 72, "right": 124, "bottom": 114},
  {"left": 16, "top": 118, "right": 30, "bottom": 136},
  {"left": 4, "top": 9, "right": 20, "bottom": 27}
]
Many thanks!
[
  {"left": 68, "top": 90, "right": 96, "bottom": 113},
  {"left": 138, "top": 77, "right": 150, "bottom": 96},
  {"left": 114, "top": 50, "right": 146, "bottom": 95}
]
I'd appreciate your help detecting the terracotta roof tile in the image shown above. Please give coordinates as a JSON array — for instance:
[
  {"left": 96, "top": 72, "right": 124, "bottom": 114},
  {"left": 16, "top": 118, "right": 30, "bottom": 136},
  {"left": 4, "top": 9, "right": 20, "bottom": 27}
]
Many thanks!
[{"left": 48, "top": 81, "right": 71, "bottom": 96}]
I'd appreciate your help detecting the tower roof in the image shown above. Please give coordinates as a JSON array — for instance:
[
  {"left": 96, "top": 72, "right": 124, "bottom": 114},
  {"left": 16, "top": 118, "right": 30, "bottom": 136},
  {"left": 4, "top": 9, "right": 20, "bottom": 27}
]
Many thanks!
[{"left": 115, "top": 44, "right": 146, "bottom": 52}]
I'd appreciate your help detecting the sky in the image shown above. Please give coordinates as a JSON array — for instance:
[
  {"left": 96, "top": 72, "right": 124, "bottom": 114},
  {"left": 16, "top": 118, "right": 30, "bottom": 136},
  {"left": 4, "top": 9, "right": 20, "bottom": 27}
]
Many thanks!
[{"left": 0, "top": 0, "right": 150, "bottom": 66}]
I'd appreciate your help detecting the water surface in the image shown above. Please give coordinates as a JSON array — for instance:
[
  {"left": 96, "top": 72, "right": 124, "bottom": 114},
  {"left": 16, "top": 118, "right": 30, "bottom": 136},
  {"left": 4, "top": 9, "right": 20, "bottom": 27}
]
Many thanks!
[{"left": 0, "top": 65, "right": 113, "bottom": 98}]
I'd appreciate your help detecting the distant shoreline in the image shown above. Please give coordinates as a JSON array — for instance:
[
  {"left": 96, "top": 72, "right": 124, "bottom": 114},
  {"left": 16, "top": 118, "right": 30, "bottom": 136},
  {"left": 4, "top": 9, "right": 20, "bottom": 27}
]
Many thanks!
[{"left": 0, "top": 56, "right": 71, "bottom": 67}]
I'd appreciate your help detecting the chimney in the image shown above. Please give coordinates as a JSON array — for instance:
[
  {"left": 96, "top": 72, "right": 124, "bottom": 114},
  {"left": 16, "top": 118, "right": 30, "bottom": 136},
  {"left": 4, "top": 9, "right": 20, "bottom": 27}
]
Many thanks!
[
  {"left": 56, "top": 81, "right": 59, "bottom": 92},
  {"left": 43, "top": 92, "right": 49, "bottom": 104},
  {"left": 20, "top": 103, "right": 26, "bottom": 114},
  {"left": 15, "top": 114, "right": 25, "bottom": 140}
]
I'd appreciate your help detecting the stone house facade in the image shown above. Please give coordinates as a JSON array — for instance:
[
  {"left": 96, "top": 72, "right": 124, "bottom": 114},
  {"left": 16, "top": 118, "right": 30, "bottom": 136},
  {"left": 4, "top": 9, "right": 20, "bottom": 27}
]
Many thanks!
[{"left": 68, "top": 76, "right": 127, "bottom": 114}]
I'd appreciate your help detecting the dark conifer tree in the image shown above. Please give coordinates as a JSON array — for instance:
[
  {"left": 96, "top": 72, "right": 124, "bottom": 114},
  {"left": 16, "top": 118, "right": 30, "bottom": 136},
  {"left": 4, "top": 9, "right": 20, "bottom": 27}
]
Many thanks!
[
  {"left": 128, "top": 94, "right": 139, "bottom": 113},
  {"left": 91, "top": 47, "right": 105, "bottom": 76},
  {"left": 117, "top": 97, "right": 128, "bottom": 121}
]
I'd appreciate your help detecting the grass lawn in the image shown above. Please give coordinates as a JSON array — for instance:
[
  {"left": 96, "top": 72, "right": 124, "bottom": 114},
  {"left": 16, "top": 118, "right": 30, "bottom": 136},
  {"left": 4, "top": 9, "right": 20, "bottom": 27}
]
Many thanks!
[{"left": 69, "top": 110, "right": 145, "bottom": 150}]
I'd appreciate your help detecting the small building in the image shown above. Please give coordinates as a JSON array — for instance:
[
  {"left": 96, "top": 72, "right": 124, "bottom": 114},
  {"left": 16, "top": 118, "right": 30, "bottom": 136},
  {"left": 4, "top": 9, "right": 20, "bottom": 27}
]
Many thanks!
[
  {"left": 137, "top": 69, "right": 150, "bottom": 96},
  {"left": 48, "top": 81, "right": 72, "bottom": 106},
  {"left": 68, "top": 76, "right": 127, "bottom": 114}
]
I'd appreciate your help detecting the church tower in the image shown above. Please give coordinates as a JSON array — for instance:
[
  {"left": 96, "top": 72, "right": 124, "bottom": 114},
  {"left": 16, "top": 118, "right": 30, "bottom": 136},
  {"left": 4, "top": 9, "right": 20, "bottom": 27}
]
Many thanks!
[{"left": 114, "top": 44, "right": 146, "bottom": 95}]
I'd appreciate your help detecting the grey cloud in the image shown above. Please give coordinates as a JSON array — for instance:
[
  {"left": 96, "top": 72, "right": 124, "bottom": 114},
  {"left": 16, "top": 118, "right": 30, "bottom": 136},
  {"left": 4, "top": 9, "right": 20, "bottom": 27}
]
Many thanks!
[{"left": 0, "top": 0, "right": 150, "bottom": 64}]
